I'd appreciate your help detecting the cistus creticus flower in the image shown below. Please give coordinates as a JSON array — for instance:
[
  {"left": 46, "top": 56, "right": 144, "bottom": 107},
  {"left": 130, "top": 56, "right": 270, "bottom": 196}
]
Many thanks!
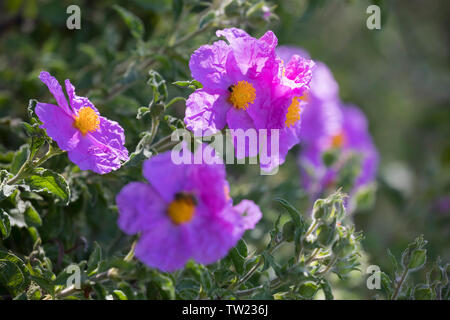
[
  {"left": 277, "top": 46, "right": 378, "bottom": 203},
  {"left": 184, "top": 28, "right": 315, "bottom": 171},
  {"left": 115, "top": 146, "right": 262, "bottom": 272},
  {"left": 36, "top": 71, "right": 129, "bottom": 174}
]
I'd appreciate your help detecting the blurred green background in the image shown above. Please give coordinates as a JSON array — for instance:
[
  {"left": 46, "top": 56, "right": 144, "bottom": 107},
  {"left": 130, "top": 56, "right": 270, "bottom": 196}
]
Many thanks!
[{"left": 0, "top": 0, "right": 448, "bottom": 299}]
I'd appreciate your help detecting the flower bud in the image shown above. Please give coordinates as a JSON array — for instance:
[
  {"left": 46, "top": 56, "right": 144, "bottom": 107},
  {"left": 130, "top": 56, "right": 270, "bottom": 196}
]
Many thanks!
[{"left": 317, "top": 222, "right": 336, "bottom": 248}]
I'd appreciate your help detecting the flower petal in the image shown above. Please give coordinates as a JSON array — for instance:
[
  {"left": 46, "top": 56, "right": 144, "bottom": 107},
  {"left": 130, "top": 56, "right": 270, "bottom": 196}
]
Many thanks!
[
  {"left": 188, "top": 203, "right": 238, "bottom": 265},
  {"left": 39, "top": 71, "right": 72, "bottom": 115},
  {"left": 116, "top": 182, "right": 167, "bottom": 234},
  {"left": 284, "top": 54, "right": 315, "bottom": 87},
  {"left": 186, "top": 152, "right": 228, "bottom": 215},
  {"left": 215, "top": 28, "right": 250, "bottom": 42},
  {"left": 217, "top": 29, "right": 278, "bottom": 77},
  {"left": 185, "top": 89, "right": 229, "bottom": 134},
  {"left": 142, "top": 151, "right": 189, "bottom": 202},
  {"left": 67, "top": 134, "right": 124, "bottom": 174},
  {"left": 233, "top": 199, "right": 262, "bottom": 230},
  {"left": 90, "top": 117, "right": 128, "bottom": 161},
  {"left": 276, "top": 46, "right": 311, "bottom": 61},
  {"left": 65, "top": 79, "right": 99, "bottom": 114},
  {"left": 189, "top": 40, "right": 232, "bottom": 91},
  {"left": 135, "top": 223, "right": 193, "bottom": 272},
  {"left": 35, "top": 102, "right": 80, "bottom": 151},
  {"left": 227, "top": 107, "right": 258, "bottom": 159}
]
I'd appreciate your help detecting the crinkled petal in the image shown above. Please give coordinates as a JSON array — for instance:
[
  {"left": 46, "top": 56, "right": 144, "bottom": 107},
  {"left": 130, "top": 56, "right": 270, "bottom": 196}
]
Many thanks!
[
  {"left": 35, "top": 102, "right": 80, "bottom": 151},
  {"left": 189, "top": 40, "right": 233, "bottom": 91},
  {"left": 39, "top": 71, "right": 72, "bottom": 115},
  {"left": 67, "top": 134, "right": 124, "bottom": 174},
  {"left": 217, "top": 29, "right": 278, "bottom": 77},
  {"left": 284, "top": 55, "right": 315, "bottom": 87},
  {"left": 215, "top": 28, "right": 250, "bottom": 42},
  {"left": 184, "top": 89, "right": 229, "bottom": 134},
  {"left": 116, "top": 182, "right": 167, "bottom": 234},
  {"left": 90, "top": 117, "right": 128, "bottom": 161}
]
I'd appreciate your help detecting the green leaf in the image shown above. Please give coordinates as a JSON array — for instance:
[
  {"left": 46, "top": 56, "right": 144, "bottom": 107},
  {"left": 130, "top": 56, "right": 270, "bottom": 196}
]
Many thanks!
[
  {"left": 148, "top": 70, "right": 168, "bottom": 105},
  {"left": 275, "top": 198, "right": 303, "bottom": 228},
  {"left": 236, "top": 239, "right": 248, "bottom": 258},
  {"left": 0, "top": 170, "right": 16, "bottom": 201},
  {"left": 24, "top": 168, "right": 70, "bottom": 205},
  {"left": 10, "top": 144, "right": 29, "bottom": 175},
  {"left": 113, "top": 5, "right": 144, "bottom": 39},
  {"left": 0, "top": 209, "right": 11, "bottom": 239},
  {"left": 298, "top": 281, "right": 319, "bottom": 299},
  {"left": 320, "top": 279, "right": 334, "bottom": 300},
  {"left": 387, "top": 248, "right": 399, "bottom": 274},
  {"left": 172, "top": 0, "right": 183, "bottom": 21},
  {"left": 30, "top": 274, "right": 55, "bottom": 295},
  {"left": 0, "top": 251, "right": 29, "bottom": 296},
  {"left": 24, "top": 203, "right": 42, "bottom": 228},
  {"left": 172, "top": 79, "right": 203, "bottom": 90},
  {"left": 413, "top": 285, "right": 435, "bottom": 300},
  {"left": 282, "top": 220, "right": 295, "bottom": 242},
  {"left": 87, "top": 242, "right": 102, "bottom": 275},
  {"left": 317, "top": 221, "right": 337, "bottom": 248},
  {"left": 112, "top": 289, "right": 128, "bottom": 300},
  {"left": 147, "top": 273, "right": 175, "bottom": 299},
  {"left": 408, "top": 249, "right": 427, "bottom": 271},
  {"left": 229, "top": 247, "right": 245, "bottom": 275}
]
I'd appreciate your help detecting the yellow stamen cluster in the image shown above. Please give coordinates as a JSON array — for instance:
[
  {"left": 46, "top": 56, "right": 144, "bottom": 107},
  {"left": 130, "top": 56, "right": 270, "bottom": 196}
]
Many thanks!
[
  {"left": 299, "top": 92, "right": 309, "bottom": 102},
  {"left": 229, "top": 81, "right": 256, "bottom": 110},
  {"left": 167, "top": 193, "right": 196, "bottom": 225},
  {"left": 74, "top": 107, "right": 100, "bottom": 135},
  {"left": 331, "top": 132, "right": 345, "bottom": 148},
  {"left": 285, "top": 97, "right": 302, "bottom": 128}
]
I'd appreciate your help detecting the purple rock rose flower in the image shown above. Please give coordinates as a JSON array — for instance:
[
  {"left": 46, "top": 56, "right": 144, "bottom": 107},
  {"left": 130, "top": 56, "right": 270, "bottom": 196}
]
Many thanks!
[
  {"left": 115, "top": 146, "right": 262, "bottom": 272},
  {"left": 36, "top": 71, "right": 129, "bottom": 174},
  {"left": 277, "top": 46, "right": 378, "bottom": 202},
  {"left": 184, "top": 28, "right": 315, "bottom": 171}
]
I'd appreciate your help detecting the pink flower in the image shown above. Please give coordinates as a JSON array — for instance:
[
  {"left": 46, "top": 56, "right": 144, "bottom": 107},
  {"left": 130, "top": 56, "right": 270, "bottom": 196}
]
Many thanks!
[{"left": 36, "top": 71, "right": 128, "bottom": 174}]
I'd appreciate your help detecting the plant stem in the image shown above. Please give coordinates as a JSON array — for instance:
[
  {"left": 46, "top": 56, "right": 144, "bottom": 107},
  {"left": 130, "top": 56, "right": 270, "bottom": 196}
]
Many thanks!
[
  {"left": 391, "top": 268, "right": 409, "bottom": 300},
  {"left": 124, "top": 240, "right": 137, "bottom": 263},
  {"left": 304, "top": 248, "right": 321, "bottom": 265},
  {"left": 55, "top": 239, "right": 137, "bottom": 299},
  {"left": 228, "top": 241, "right": 283, "bottom": 291},
  {"left": 6, "top": 145, "right": 63, "bottom": 185},
  {"left": 318, "top": 255, "right": 338, "bottom": 275}
]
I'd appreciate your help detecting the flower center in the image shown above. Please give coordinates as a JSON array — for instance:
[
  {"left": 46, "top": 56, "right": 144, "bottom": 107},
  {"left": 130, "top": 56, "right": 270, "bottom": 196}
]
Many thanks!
[
  {"left": 74, "top": 107, "right": 100, "bottom": 135},
  {"left": 228, "top": 81, "right": 256, "bottom": 110},
  {"left": 167, "top": 192, "right": 196, "bottom": 225},
  {"left": 285, "top": 97, "right": 302, "bottom": 128},
  {"left": 330, "top": 131, "right": 346, "bottom": 148}
]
